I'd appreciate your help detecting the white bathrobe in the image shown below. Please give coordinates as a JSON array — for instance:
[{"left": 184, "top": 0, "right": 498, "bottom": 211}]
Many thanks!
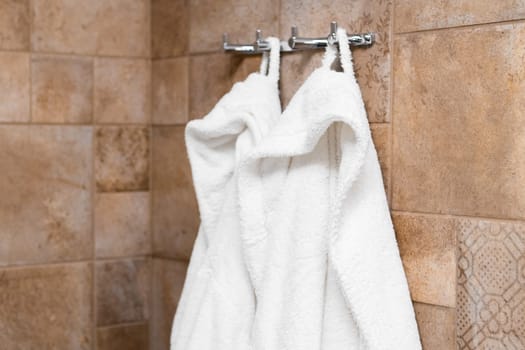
[
  {"left": 171, "top": 39, "right": 282, "bottom": 350},
  {"left": 237, "top": 30, "right": 421, "bottom": 350}
]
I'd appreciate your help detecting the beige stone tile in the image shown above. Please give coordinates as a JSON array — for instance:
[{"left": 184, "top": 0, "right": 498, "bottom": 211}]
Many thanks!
[
  {"left": 0, "top": 52, "right": 29, "bottom": 122},
  {"left": 0, "top": 126, "right": 92, "bottom": 266},
  {"left": 0, "top": 263, "right": 92, "bottom": 349},
  {"left": 393, "top": 213, "right": 457, "bottom": 307},
  {"left": 280, "top": 0, "right": 392, "bottom": 122},
  {"left": 189, "top": 0, "right": 279, "bottom": 54},
  {"left": 370, "top": 124, "right": 391, "bottom": 200},
  {"left": 414, "top": 303, "right": 456, "bottom": 350},
  {"left": 32, "top": 54, "right": 93, "bottom": 123},
  {"left": 94, "top": 58, "right": 151, "bottom": 124},
  {"left": 32, "top": 0, "right": 149, "bottom": 56},
  {"left": 152, "top": 57, "right": 189, "bottom": 125},
  {"left": 94, "top": 0, "right": 150, "bottom": 57},
  {"left": 392, "top": 23, "right": 525, "bottom": 219},
  {"left": 0, "top": 0, "right": 29, "bottom": 50},
  {"left": 95, "top": 192, "right": 150, "bottom": 258},
  {"left": 97, "top": 323, "right": 149, "bottom": 350},
  {"left": 395, "top": 0, "right": 525, "bottom": 33},
  {"left": 152, "top": 0, "right": 188, "bottom": 58},
  {"left": 151, "top": 259, "right": 187, "bottom": 350},
  {"left": 230, "top": 55, "right": 263, "bottom": 84},
  {"left": 152, "top": 126, "right": 199, "bottom": 260},
  {"left": 96, "top": 259, "right": 151, "bottom": 326},
  {"left": 95, "top": 126, "right": 149, "bottom": 192},
  {"left": 189, "top": 53, "right": 232, "bottom": 120},
  {"left": 32, "top": 0, "right": 99, "bottom": 54},
  {"left": 457, "top": 219, "right": 525, "bottom": 349}
]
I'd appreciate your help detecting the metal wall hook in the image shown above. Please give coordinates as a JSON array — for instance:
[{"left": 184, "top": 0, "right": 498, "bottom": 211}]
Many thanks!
[{"left": 223, "top": 21, "right": 374, "bottom": 54}]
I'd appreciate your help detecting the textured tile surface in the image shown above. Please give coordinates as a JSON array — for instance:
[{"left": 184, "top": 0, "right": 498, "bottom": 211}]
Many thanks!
[
  {"left": 95, "top": 192, "right": 150, "bottom": 258},
  {"left": 151, "top": 259, "right": 187, "bottom": 350},
  {"left": 32, "top": 0, "right": 99, "bottom": 54},
  {"left": 152, "top": 0, "right": 188, "bottom": 58},
  {"left": 189, "top": 0, "right": 279, "bottom": 53},
  {"left": 95, "top": 126, "right": 149, "bottom": 192},
  {"left": 152, "top": 126, "right": 199, "bottom": 259},
  {"left": 97, "top": 323, "right": 149, "bottom": 350},
  {"left": 0, "top": 52, "right": 29, "bottom": 122},
  {"left": 189, "top": 53, "right": 232, "bottom": 119},
  {"left": 370, "top": 124, "right": 391, "bottom": 199},
  {"left": 280, "top": 0, "right": 392, "bottom": 122},
  {"left": 96, "top": 259, "right": 151, "bottom": 326},
  {"left": 0, "top": 263, "right": 93, "bottom": 349},
  {"left": 414, "top": 302, "right": 456, "bottom": 350},
  {"left": 394, "top": 213, "right": 457, "bottom": 307},
  {"left": 395, "top": 0, "right": 525, "bottom": 33},
  {"left": 94, "top": 58, "right": 151, "bottom": 124},
  {"left": 457, "top": 219, "right": 525, "bottom": 349},
  {"left": 393, "top": 23, "right": 525, "bottom": 219},
  {"left": 152, "top": 57, "right": 189, "bottom": 125},
  {"left": 32, "top": 0, "right": 149, "bottom": 56},
  {"left": 0, "top": 126, "right": 92, "bottom": 266},
  {"left": 93, "top": 0, "right": 150, "bottom": 57},
  {"left": 0, "top": 0, "right": 29, "bottom": 50},
  {"left": 32, "top": 55, "right": 93, "bottom": 123}
]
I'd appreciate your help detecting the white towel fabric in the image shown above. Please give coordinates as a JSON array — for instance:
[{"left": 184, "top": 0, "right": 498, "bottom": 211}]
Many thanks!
[
  {"left": 172, "top": 29, "right": 422, "bottom": 350},
  {"left": 237, "top": 29, "right": 421, "bottom": 349},
  {"left": 170, "top": 38, "right": 282, "bottom": 350}
]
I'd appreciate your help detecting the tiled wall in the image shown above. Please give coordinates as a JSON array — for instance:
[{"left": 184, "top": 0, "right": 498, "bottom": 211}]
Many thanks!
[
  {"left": 2, "top": 0, "right": 525, "bottom": 349},
  {"left": 0, "top": 0, "right": 151, "bottom": 349},
  {"left": 151, "top": 1, "right": 525, "bottom": 350}
]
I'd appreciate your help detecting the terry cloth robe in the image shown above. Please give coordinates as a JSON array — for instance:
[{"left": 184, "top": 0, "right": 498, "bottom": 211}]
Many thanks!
[
  {"left": 237, "top": 29, "right": 422, "bottom": 350},
  {"left": 170, "top": 38, "right": 282, "bottom": 350}
]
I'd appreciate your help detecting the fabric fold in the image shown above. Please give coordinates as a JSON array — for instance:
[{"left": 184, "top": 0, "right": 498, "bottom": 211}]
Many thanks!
[{"left": 236, "top": 29, "right": 421, "bottom": 350}]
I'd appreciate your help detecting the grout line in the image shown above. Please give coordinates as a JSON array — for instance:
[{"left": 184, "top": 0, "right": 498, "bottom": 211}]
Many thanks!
[
  {"left": 412, "top": 299, "right": 456, "bottom": 310},
  {"left": 0, "top": 47, "right": 151, "bottom": 60},
  {"left": 0, "top": 255, "right": 152, "bottom": 271},
  {"left": 391, "top": 209, "right": 525, "bottom": 224},
  {"left": 0, "top": 121, "right": 151, "bottom": 127},
  {"left": 388, "top": 0, "right": 394, "bottom": 205},
  {"left": 395, "top": 16, "right": 525, "bottom": 36}
]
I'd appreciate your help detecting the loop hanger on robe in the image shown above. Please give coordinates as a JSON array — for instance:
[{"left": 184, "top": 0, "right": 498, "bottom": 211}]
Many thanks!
[{"left": 223, "top": 21, "right": 374, "bottom": 55}]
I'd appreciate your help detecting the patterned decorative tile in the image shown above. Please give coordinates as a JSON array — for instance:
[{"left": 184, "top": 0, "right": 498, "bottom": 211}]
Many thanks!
[
  {"left": 96, "top": 259, "right": 151, "bottom": 326},
  {"left": 0, "top": 263, "right": 93, "bottom": 348},
  {"left": 0, "top": 0, "right": 30, "bottom": 50},
  {"left": 152, "top": 126, "right": 199, "bottom": 260},
  {"left": 0, "top": 52, "right": 30, "bottom": 122},
  {"left": 393, "top": 23, "right": 525, "bottom": 219},
  {"left": 280, "top": 0, "right": 392, "bottom": 122},
  {"left": 95, "top": 126, "right": 149, "bottom": 192},
  {"left": 32, "top": 54, "right": 93, "bottom": 123},
  {"left": 457, "top": 219, "right": 525, "bottom": 349},
  {"left": 152, "top": 57, "right": 189, "bottom": 125},
  {"left": 395, "top": 0, "right": 525, "bottom": 33}
]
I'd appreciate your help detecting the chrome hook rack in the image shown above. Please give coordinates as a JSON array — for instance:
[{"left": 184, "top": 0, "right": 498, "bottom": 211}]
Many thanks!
[{"left": 223, "top": 21, "right": 374, "bottom": 55}]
